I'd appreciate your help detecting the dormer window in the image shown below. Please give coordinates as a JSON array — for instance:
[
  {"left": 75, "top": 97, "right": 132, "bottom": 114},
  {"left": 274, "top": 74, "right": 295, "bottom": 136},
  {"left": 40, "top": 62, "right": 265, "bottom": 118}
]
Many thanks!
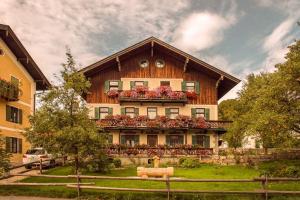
[
  {"left": 155, "top": 59, "right": 165, "bottom": 68},
  {"left": 139, "top": 59, "right": 149, "bottom": 68}
]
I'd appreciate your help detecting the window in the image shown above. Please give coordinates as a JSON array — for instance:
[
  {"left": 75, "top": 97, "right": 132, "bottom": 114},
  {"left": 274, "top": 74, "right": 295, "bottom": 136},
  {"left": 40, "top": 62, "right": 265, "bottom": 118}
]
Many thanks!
[
  {"left": 147, "top": 135, "right": 158, "bottom": 146},
  {"left": 6, "top": 105, "right": 22, "bottom": 124},
  {"left": 155, "top": 59, "right": 165, "bottom": 68},
  {"left": 192, "top": 135, "right": 210, "bottom": 148},
  {"left": 169, "top": 108, "right": 179, "bottom": 119},
  {"left": 160, "top": 81, "right": 170, "bottom": 86},
  {"left": 139, "top": 59, "right": 149, "bottom": 68},
  {"left": 121, "top": 135, "right": 139, "bottom": 147},
  {"left": 195, "top": 108, "right": 205, "bottom": 118},
  {"left": 147, "top": 107, "right": 157, "bottom": 119},
  {"left": 186, "top": 82, "right": 195, "bottom": 92},
  {"left": 100, "top": 107, "right": 109, "bottom": 119},
  {"left": 6, "top": 137, "right": 22, "bottom": 153},
  {"left": 125, "top": 107, "right": 136, "bottom": 118},
  {"left": 134, "top": 81, "right": 144, "bottom": 86},
  {"left": 166, "top": 135, "right": 184, "bottom": 146},
  {"left": 107, "top": 134, "right": 113, "bottom": 144},
  {"left": 109, "top": 81, "right": 119, "bottom": 91}
]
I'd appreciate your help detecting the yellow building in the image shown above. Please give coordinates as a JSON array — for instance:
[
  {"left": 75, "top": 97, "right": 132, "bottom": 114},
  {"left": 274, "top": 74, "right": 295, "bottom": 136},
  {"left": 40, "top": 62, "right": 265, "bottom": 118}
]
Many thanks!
[{"left": 0, "top": 24, "right": 50, "bottom": 165}]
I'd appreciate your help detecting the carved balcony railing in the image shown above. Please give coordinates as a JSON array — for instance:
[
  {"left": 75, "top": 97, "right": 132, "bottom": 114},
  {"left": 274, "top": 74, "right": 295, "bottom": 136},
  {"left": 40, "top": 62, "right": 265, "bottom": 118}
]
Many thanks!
[
  {"left": 96, "top": 115, "right": 232, "bottom": 131},
  {"left": 0, "top": 78, "right": 19, "bottom": 101},
  {"left": 104, "top": 144, "right": 213, "bottom": 157}
]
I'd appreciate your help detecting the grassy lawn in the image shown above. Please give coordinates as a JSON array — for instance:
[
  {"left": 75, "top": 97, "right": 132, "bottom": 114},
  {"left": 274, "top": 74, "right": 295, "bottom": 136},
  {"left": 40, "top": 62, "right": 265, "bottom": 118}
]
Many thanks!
[{"left": 0, "top": 162, "right": 299, "bottom": 199}]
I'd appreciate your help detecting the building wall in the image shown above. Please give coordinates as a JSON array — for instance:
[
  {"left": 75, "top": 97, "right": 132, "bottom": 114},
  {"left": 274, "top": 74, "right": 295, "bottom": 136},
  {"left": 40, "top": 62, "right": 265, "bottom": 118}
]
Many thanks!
[{"left": 0, "top": 38, "right": 35, "bottom": 164}]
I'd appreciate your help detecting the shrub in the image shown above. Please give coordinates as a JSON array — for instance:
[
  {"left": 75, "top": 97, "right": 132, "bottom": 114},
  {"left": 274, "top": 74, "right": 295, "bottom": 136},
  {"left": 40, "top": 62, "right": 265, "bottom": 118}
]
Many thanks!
[
  {"left": 85, "top": 153, "right": 112, "bottom": 173},
  {"left": 259, "top": 160, "right": 300, "bottom": 177},
  {"left": 180, "top": 158, "right": 200, "bottom": 168},
  {"left": 178, "top": 157, "right": 186, "bottom": 165},
  {"left": 113, "top": 158, "right": 122, "bottom": 168}
]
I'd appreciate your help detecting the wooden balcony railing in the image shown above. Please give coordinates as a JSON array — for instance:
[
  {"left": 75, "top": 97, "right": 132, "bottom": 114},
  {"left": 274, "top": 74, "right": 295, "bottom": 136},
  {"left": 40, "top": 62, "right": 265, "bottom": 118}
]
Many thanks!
[
  {"left": 0, "top": 79, "right": 19, "bottom": 101},
  {"left": 96, "top": 115, "right": 232, "bottom": 131}
]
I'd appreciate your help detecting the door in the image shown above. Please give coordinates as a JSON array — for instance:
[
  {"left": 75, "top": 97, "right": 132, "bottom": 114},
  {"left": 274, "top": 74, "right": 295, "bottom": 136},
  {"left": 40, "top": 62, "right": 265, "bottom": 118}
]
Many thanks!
[{"left": 147, "top": 135, "right": 158, "bottom": 147}]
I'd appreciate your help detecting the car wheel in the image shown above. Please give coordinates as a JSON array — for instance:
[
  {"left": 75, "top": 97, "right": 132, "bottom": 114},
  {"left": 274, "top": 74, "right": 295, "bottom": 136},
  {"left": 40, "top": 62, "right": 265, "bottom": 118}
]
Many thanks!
[{"left": 25, "top": 165, "right": 32, "bottom": 169}]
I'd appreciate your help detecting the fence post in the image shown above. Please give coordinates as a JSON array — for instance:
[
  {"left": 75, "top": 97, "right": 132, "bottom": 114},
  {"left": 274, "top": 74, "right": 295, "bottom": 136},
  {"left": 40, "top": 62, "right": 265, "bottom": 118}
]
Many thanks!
[
  {"left": 261, "top": 174, "right": 268, "bottom": 200},
  {"left": 39, "top": 158, "right": 42, "bottom": 174},
  {"left": 76, "top": 171, "right": 81, "bottom": 198},
  {"left": 165, "top": 176, "right": 170, "bottom": 200}
]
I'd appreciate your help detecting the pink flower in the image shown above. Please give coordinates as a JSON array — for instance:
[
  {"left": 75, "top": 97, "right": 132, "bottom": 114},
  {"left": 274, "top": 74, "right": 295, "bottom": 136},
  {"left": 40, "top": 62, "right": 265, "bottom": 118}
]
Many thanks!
[{"left": 107, "top": 89, "right": 119, "bottom": 98}]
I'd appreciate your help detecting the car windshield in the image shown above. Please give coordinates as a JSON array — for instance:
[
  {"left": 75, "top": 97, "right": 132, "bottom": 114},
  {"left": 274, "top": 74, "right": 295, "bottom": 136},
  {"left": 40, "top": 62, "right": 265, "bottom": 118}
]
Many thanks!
[{"left": 26, "top": 149, "right": 45, "bottom": 155}]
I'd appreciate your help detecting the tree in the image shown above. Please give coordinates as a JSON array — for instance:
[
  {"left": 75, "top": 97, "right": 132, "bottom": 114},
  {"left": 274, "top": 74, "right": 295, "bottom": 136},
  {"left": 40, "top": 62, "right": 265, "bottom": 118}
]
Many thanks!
[
  {"left": 24, "top": 49, "right": 107, "bottom": 173},
  {"left": 0, "top": 135, "right": 11, "bottom": 176}
]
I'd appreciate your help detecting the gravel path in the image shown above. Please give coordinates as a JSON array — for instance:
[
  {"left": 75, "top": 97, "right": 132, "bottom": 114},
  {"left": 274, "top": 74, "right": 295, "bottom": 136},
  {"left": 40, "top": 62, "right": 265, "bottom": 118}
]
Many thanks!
[{"left": 0, "top": 167, "right": 40, "bottom": 184}]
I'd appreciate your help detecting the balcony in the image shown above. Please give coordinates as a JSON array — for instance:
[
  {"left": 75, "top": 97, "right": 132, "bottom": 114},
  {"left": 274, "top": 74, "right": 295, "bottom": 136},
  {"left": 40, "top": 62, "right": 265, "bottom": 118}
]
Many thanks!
[
  {"left": 97, "top": 115, "right": 232, "bottom": 131},
  {"left": 0, "top": 78, "right": 19, "bottom": 101},
  {"left": 107, "top": 86, "right": 196, "bottom": 105}
]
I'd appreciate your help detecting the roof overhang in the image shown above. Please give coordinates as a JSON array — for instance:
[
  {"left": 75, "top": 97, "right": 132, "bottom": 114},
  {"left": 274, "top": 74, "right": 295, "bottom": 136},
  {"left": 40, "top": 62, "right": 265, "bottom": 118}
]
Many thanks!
[
  {"left": 0, "top": 24, "right": 50, "bottom": 90},
  {"left": 80, "top": 37, "right": 240, "bottom": 99}
]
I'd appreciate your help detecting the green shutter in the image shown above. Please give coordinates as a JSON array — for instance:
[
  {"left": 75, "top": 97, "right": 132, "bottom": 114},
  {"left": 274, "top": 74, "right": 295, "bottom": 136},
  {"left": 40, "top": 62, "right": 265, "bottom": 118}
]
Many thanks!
[
  {"left": 191, "top": 108, "right": 196, "bottom": 118},
  {"left": 6, "top": 137, "right": 11, "bottom": 153},
  {"left": 144, "top": 81, "right": 148, "bottom": 87},
  {"left": 121, "top": 135, "right": 126, "bottom": 145},
  {"left": 6, "top": 105, "right": 11, "bottom": 122},
  {"left": 18, "top": 109, "right": 22, "bottom": 124},
  {"left": 165, "top": 108, "right": 171, "bottom": 118},
  {"left": 166, "top": 135, "right": 170, "bottom": 146},
  {"left": 18, "top": 138, "right": 22, "bottom": 153},
  {"left": 130, "top": 81, "right": 135, "bottom": 90},
  {"left": 108, "top": 107, "right": 113, "bottom": 115},
  {"left": 95, "top": 107, "right": 100, "bottom": 119},
  {"left": 121, "top": 108, "right": 125, "bottom": 115},
  {"left": 181, "top": 81, "right": 186, "bottom": 92},
  {"left": 204, "top": 136, "right": 210, "bottom": 148},
  {"left": 195, "top": 81, "right": 200, "bottom": 94},
  {"left": 118, "top": 81, "right": 123, "bottom": 90},
  {"left": 104, "top": 81, "right": 109, "bottom": 93},
  {"left": 204, "top": 108, "right": 210, "bottom": 120},
  {"left": 134, "top": 108, "right": 139, "bottom": 116},
  {"left": 134, "top": 135, "right": 139, "bottom": 145},
  {"left": 192, "top": 135, "right": 196, "bottom": 145}
]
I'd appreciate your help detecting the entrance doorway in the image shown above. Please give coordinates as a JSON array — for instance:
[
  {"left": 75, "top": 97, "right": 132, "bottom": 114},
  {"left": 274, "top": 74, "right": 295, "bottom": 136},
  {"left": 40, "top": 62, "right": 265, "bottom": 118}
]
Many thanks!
[{"left": 147, "top": 135, "right": 158, "bottom": 146}]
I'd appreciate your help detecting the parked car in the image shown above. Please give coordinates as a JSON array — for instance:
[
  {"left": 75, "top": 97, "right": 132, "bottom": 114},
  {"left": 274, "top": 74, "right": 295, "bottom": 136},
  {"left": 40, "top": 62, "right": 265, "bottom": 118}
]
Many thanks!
[{"left": 23, "top": 148, "right": 55, "bottom": 169}]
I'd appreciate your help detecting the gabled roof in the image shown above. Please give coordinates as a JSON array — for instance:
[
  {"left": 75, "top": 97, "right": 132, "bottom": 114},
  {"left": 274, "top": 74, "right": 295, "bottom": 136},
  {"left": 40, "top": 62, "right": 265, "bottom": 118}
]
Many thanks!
[
  {"left": 0, "top": 24, "right": 50, "bottom": 90},
  {"left": 81, "top": 37, "right": 240, "bottom": 98}
]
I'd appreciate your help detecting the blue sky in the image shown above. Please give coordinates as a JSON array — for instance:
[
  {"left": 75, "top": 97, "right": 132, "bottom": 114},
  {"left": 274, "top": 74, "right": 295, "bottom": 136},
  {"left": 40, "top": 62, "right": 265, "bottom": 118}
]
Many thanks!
[{"left": 1, "top": 0, "right": 299, "bottom": 101}]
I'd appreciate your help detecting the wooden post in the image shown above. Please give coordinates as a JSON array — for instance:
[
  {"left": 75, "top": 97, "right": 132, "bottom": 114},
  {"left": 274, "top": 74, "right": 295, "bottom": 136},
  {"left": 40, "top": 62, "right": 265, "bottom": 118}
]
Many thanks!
[
  {"left": 76, "top": 172, "right": 81, "bottom": 198},
  {"left": 261, "top": 174, "right": 268, "bottom": 200},
  {"left": 39, "top": 158, "right": 42, "bottom": 174},
  {"left": 166, "top": 176, "right": 170, "bottom": 200}
]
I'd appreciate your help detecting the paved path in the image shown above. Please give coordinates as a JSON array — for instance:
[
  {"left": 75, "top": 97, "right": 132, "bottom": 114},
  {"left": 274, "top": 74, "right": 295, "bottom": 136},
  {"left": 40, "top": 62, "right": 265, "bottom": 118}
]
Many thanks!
[{"left": 0, "top": 196, "right": 73, "bottom": 200}]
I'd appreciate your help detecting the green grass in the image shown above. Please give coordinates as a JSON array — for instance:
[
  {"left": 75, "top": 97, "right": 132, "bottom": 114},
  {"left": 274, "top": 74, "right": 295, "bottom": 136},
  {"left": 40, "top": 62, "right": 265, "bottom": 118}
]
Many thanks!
[{"left": 1, "top": 162, "right": 300, "bottom": 199}]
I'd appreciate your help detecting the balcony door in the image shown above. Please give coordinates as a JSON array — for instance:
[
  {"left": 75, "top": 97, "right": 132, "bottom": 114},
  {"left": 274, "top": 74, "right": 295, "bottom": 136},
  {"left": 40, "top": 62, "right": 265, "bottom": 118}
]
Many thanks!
[{"left": 147, "top": 135, "right": 158, "bottom": 147}]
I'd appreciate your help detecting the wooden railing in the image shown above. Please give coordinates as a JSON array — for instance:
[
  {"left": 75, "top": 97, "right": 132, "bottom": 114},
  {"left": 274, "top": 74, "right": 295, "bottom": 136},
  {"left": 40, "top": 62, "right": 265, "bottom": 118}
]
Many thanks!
[{"left": 0, "top": 78, "right": 19, "bottom": 101}]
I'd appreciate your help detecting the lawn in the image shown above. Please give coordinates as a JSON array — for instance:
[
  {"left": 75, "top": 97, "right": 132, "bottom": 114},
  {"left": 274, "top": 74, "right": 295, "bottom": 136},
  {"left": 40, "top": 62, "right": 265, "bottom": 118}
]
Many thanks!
[{"left": 0, "top": 162, "right": 300, "bottom": 200}]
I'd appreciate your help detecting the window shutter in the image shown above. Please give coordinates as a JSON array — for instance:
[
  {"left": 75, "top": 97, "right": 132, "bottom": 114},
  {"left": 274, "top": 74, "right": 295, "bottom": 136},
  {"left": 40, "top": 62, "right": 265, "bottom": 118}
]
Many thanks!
[
  {"left": 166, "top": 135, "right": 170, "bottom": 146},
  {"left": 144, "top": 81, "right": 148, "bottom": 87},
  {"left": 108, "top": 107, "right": 113, "bottom": 115},
  {"left": 94, "top": 107, "right": 100, "bottom": 119},
  {"left": 134, "top": 135, "right": 139, "bottom": 145},
  {"left": 118, "top": 81, "right": 123, "bottom": 90},
  {"left": 165, "top": 108, "right": 171, "bottom": 118},
  {"left": 195, "top": 81, "right": 200, "bottom": 94},
  {"left": 179, "top": 135, "right": 184, "bottom": 144},
  {"left": 6, "top": 137, "right": 11, "bottom": 153},
  {"left": 134, "top": 108, "right": 139, "bottom": 116},
  {"left": 104, "top": 81, "right": 109, "bottom": 93},
  {"left": 121, "top": 108, "right": 125, "bottom": 115},
  {"left": 191, "top": 108, "right": 196, "bottom": 118},
  {"left": 18, "top": 109, "right": 22, "bottom": 124},
  {"left": 6, "top": 105, "right": 11, "bottom": 122},
  {"left": 120, "top": 135, "right": 126, "bottom": 145},
  {"left": 192, "top": 135, "right": 196, "bottom": 145},
  {"left": 130, "top": 81, "right": 135, "bottom": 90},
  {"left": 204, "top": 136, "right": 210, "bottom": 148},
  {"left": 181, "top": 81, "right": 186, "bottom": 92},
  {"left": 204, "top": 108, "right": 210, "bottom": 120},
  {"left": 18, "top": 138, "right": 22, "bottom": 153}
]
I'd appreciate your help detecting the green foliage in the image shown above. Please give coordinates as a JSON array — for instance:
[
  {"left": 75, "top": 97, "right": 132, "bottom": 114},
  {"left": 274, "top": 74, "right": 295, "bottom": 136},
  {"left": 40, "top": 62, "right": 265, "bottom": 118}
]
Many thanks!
[
  {"left": 219, "top": 40, "right": 300, "bottom": 151},
  {"left": 24, "top": 48, "right": 107, "bottom": 173},
  {"left": 179, "top": 158, "right": 200, "bottom": 168},
  {"left": 86, "top": 153, "right": 113, "bottom": 173},
  {"left": 259, "top": 160, "right": 300, "bottom": 177},
  {"left": 0, "top": 136, "right": 11, "bottom": 175},
  {"left": 113, "top": 158, "right": 122, "bottom": 168}
]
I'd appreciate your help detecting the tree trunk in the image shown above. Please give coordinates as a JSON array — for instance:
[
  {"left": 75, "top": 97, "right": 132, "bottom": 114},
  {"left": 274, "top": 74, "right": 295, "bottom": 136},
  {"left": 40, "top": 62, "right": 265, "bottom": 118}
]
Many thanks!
[{"left": 74, "top": 154, "right": 79, "bottom": 175}]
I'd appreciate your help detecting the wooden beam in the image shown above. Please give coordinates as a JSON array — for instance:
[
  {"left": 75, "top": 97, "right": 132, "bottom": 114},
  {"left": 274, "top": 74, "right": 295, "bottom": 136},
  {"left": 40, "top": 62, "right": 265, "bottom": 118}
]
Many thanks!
[
  {"left": 116, "top": 56, "right": 121, "bottom": 72},
  {"left": 183, "top": 57, "right": 189, "bottom": 72},
  {"left": 5, "top": 30, "right": 9, "bottom": 37},
  {"left": 151, "top": 41, "right": 154, "bottom": 57},
  {"left": 17, "top": 57, "right": 29, "bottom": 64},
  {"left": 216, "top": 75, "right": 224, "bottom": 88}
]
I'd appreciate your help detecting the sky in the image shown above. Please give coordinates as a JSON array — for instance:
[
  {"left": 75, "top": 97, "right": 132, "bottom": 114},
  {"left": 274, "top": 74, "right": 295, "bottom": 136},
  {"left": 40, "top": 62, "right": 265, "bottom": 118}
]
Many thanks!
[{"left": 0, "top": 0, "right": 299, "bottom": 101}]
